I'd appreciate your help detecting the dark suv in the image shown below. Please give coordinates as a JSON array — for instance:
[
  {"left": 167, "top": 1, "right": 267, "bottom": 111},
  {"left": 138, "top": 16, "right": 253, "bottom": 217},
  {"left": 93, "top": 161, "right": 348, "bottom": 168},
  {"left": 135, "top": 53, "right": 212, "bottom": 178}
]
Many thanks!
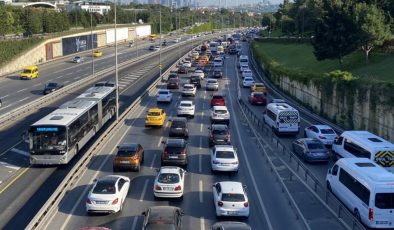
[
  {"left": 208, "top": 124, "right": 231, "bottom": 146},
  {"left": 161, "top": 139, "right": 188, "bottom": 167},
  {"left": 213, "top": 68, "right": 223, "bottom": 78},
  {"left": 189, "top": 75, "right": 201, "bottom": 88},
  {"left": 169, "top": 117, "right": 189, "bottom": 138}
]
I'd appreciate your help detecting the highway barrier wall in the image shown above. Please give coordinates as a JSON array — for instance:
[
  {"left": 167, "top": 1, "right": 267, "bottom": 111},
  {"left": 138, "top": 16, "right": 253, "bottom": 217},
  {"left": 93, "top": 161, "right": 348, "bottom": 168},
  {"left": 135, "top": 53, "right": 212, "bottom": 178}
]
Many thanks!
[
  {"left": 0, "top": 25, "right": 151, "bottom": 77},
  {"left": 251, "top": 40, "right": 394, "bottom": 142}
]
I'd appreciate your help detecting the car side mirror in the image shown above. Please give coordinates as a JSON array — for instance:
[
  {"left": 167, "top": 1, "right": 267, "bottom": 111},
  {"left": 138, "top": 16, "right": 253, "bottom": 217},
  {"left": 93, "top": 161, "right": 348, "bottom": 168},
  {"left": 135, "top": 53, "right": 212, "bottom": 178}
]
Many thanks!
[
  {"left": 207, "top": 127, "right": 211, "bottom": 130},
  {"left": 116, "top": 146, "right": 119, "bottom": 149},
  {"left": 142, "top": 211, "right": 146, "bottom": 216},
  {"left": 243, "top": 185, "right": 247, "bottom": 189},
  {"left": 93, "top": 178, "right": 97, "bottom": 182},
  {"left": 180, "top": 211, "right": 185, "bottom": 216},
  {"left": 328, "top": 169, "right": 332, "bottom": 174},
  {"left": 161, "top": 140, "right": 166, "bottom": 144}
]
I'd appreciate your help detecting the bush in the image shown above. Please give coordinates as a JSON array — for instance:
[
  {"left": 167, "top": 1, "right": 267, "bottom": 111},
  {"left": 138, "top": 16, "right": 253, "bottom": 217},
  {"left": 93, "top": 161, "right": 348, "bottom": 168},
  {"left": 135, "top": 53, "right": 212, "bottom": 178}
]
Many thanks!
[{"left": 0, "top": 37, "right": 43, "bottom": 67}]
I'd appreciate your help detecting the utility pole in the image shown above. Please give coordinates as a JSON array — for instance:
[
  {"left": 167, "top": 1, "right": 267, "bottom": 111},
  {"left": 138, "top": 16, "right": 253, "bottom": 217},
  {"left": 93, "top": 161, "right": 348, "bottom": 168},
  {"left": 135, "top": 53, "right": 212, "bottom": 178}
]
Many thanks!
[
  {"left": 90, "top": 0, "right": 94, "bottom": 78},
  {"left": 114, "top": 1, "right": 119, "bottom": 121},
  {"left": 159, "top": 8, "right": 162, "bottom": 81}
]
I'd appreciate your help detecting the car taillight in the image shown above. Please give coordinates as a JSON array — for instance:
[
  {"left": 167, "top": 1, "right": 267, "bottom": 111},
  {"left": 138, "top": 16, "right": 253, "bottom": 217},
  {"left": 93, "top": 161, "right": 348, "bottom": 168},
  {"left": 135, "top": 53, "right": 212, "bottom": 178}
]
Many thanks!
[
  {"left": 244, "top": 202, "right": 249, "bottom": 207},
  {"left": 319, "top": 136, "right": 327, "bottom": 139},
  {"left": 131, "top": 155, "right": 138, "bottom": 160},
  {"left": 218, "top": 201, "right": 223, "bottom": 206},
  {"left": 369, "top": 208, "right": 373, "bottom": 221},
  {"left": 232, "top": 161, "right": 238, "bottom": 165},
  {"left": 213, "top": 160, "right": 220, "bottom": 164},
  {"left": 225, "top": 134, "right": 230, "bottom": 141},
  {"left": 155, "top": 185, "right": 162, "bottom": 190},
  {"left": 86, "top": 198, "right": 92, "bottom": 204},
  {"left": 163, "top": 150, "right": 168, "bottom": 156},
  {"left": 180, "top": 150, "right": 186, "bottom": 155},
  {"left": 175, "top": 185, "right": 182, "bottom": 191},
  {"left": 112, "top": 198, "right": 118, "bottom": 205}
]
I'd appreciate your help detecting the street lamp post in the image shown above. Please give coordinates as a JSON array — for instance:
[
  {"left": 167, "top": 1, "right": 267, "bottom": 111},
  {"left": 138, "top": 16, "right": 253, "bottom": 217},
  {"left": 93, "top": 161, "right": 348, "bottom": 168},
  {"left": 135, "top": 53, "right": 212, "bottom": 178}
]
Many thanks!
[
  {"left": 114, "top": 1, "right": 119, "bottom": 121},
  {"left": 90, "top": 0, "right": 94, "bottom": 78},
  {"left": 159, "top": 8, "right": 162, "bottom": 81}
]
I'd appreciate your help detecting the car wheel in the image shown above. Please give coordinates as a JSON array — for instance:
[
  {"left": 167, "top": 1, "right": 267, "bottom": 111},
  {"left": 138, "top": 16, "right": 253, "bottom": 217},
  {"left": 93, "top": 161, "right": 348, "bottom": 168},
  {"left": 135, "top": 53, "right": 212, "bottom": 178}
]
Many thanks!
[
  {"left": 354, "top": 209, "right": 361, "bottom": 222},
  {"left": 141, "top": 152, "right": 145, "bottom": 163},
  {"left": 113, "top": 167, "right": 118, "bottom": 172},
  {"left": 327, "top": 181, "right": 332, "bottom": 192},
  {"left": 135, "top": 163, "right": 141, "bottom": 172}
]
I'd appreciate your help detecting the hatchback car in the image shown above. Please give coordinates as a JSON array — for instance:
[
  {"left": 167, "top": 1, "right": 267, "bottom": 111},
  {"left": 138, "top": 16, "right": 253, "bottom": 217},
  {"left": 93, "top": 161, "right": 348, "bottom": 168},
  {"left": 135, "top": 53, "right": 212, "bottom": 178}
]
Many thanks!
[
  {"left": 194, "top": 69, "right": 205, "bottom": 79},
  {"left": 113, "top": 143, "right": 144, "bottom": 172},
  {"left": 206, "top": 79, "right": 219, "bottom": 91},
  {"left": 239, "top": 64, "right": 249, "bottom": 73},
  {"left": 156, "top": 89, "right": 173, "bottom": 103},
  {"left": 153, "top": 166, "right": 186, "bottom": 198},
  {"left": 251, "top": 82, "right": 267, "bottom": 94},
  {"left": 177, "top": 100, "right": 195, "bottom": 117},
  {"left": 161, "top": 139, "right": 188, "bottom": 167},
  {"left": 211, "top": 93, "right": 225, "bottom": 107},
  {"left": 212, "top": 181, "right": 249, "bottom": 218},
  {"left": 93, "top": 50, "right": 102, "bottom": 57},
  {"left": 242, "top": 77, "right": 255, "bottom": 87},
  {"left": 211, "top": 221, "right": 252, "bottom": 230},
  {"left": 248, "top": 92, "right": 267, "bottom": 105},
  {"left": 213, "top": 68, "right": 223, "bottom": 78},
  {"left": 169, "top": 117, "right": 189, "bottom": 138},
  {"left": 167, "top": 78, "right": 180, "bottom": 89},
  {"left": 182, "top": 60, "right": 192, "bottom": 68},
  {"left": 20, "top": 65, "right": 39, "bottom": 80},
  {"left": 145, "top": 108, "right": 166, "bottom": 127},
  {"left": 181, "top": 84, "right": 196, "bottom": 97},
  {"left": 142, "top": 206, "right": 184, "bottom": 230},
  {"left": 72, "top": 56, "right": 84, "bottom": 63},
  {"left": 211, "top": 106, "right": 230, "bottom": 125},
  {"left": 43, "top": 82, "right": 64, "bottom": 95},
  {"left": 292, "top": 138, "right": 330, "bottom": 163},
  {"left": 304, "top": 125, "right": 337, "bottom": 146},
  {"left": 241, "top": 69, "right": 253, "bottom": 79},
  {"left": 211, "top": 145, "right": 239, "bottom": 173},
  {"left": 209, "top": 124, "right": 231, "bottom": 146},
  {"left": 86, "top": 175, "right": 130, "bottom": 214}
]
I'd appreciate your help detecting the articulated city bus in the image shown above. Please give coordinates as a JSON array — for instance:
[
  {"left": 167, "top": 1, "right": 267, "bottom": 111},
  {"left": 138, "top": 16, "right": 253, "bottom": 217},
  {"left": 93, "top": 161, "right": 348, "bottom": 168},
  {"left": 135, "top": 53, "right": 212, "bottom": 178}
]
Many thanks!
[{"left": 28, "top": 85, "right": 117, "bottom": 165}]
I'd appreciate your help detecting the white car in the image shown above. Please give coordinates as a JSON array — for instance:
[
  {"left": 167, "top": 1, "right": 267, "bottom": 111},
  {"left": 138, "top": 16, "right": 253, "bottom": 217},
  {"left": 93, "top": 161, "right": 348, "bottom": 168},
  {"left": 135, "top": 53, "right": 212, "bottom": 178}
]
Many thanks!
[
  {"left": 241, "top": 69, "right": 253, "bottom": 79},
  {"left": 154, "top": 45, "right": 160, "bottom": 51},
  {"left": 86, "top": 175, "right": 130, "bottom": 214},
  {"left": 206, "top": 79, "right": 219, "bottom": 91},
  {"left": 156, "top": 89, "right": 173, "bottom": 103},
  {"left": 153, "top": 166, "right": 186, "bottom": 198},
  {"left": 304, "top": 125, "right": 337, "bottom": 145},
  {"left": 194, "top": 70, "right": 205, "bottom": 79},
  {"left": 270, "top": 98, "right": 286, "bottom": 103},
  {"left": 177, "top": 100, "right": 195, "bottom": 117},
  {"left": 182, "top": 84, "right": 196, "bottom": 97},
  {"left": 242, "top": 77, "right": 255, "bottom": 87},
  {"left": 211, "top": 145, "right": 239, "bottom": 173},
  {"left": 72, "top": 56, "right": 84, "bottom": 63},
  {"left": 213, "top": 181, "right": 249, "bottom": 218},
  {"left": 211, "top": 106, "right": 230, "bottom": 125},
  {"left": 183, "top": 60, "right": 192, "bottom": 68},
  {"left": 213, "top": 58, "right": 223, "bottom": 67},
  {"left": 239, "top": 64, "right": 249, "bottom": 72}
]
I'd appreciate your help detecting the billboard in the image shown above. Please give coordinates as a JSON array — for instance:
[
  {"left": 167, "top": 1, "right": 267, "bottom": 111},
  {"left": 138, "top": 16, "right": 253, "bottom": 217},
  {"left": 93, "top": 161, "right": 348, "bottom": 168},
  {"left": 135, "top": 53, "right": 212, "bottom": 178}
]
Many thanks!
[
  {"left": 62, "top": 34, "right": 97, "bottom": 56},
  {"left": 106, "top": 28, "right": 128, "bottom": 44},
  {"left": 135, "top": 25, "right": 151, "bottom": 37}
]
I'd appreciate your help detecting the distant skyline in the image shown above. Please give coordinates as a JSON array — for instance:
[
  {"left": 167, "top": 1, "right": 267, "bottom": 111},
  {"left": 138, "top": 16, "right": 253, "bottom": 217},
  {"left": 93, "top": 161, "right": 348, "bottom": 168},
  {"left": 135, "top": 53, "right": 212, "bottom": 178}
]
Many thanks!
[{"left": 130, "top": 0, "right": 284, "bottom": 6}]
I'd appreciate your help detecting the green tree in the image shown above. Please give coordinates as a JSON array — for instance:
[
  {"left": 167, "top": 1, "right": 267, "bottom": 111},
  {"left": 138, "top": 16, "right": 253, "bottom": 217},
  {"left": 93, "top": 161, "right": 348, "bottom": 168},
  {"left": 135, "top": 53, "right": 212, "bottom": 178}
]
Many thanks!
[
  {"left": 312, "top": 1, "right": 359, "bottom": 67},
  {"left": 353, "top": 3, "right": 392, "bottom": 63},
  {"left": 0, "top": 7, "right": 15, "bottom": 36},
  {"left": 261, "top": 13, "right": 276, "bottom": 31},
  {"left": 42, "top": 10, "right": 56, "bottom": 33},
  {"left": 282, "top": 15, "right": 296, "bottom": 35},
  {"left": 24, "top": 9, "right": 42, "bottom": 34}
]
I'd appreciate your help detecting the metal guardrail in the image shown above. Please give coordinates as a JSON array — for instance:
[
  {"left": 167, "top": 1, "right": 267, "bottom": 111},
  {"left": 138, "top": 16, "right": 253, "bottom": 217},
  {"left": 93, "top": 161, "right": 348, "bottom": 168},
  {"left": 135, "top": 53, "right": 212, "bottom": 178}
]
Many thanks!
[
  {"left": 243, "top": 44, "right": 365, "bottom": 230},
  {"left": 25, "top": 43, "right": 195, "bottom": 230},
  {"left": 0, "top": 34, "right": 212, "bottom": 131}
]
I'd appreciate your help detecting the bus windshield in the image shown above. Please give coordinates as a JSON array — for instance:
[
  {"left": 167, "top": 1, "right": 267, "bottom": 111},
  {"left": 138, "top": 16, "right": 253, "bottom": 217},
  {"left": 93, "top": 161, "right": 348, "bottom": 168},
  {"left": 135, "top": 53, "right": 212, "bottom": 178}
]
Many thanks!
[{"left": 29, "top": 126, "right": 67, "bottom": 154}]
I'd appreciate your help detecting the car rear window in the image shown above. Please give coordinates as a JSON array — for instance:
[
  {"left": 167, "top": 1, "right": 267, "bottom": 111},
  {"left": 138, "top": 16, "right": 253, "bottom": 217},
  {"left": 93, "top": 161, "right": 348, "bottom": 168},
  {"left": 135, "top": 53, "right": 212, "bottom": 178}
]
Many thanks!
[
  {"left": 213, "top": 96, "right": 224, "bottom": 99},
  {"left": 215, "top": 109, "right": 227, "bottom": 114},
  {"left": 171, "top": 121, "right": 186, "bottom": 128},
  {"left": 375, "top": 193, "right": 394, "bottom": 209},
  {"left": 117, "top": 149, "right": 137, "bottom": 157},
  {"left": 222, "top": 193, "right": 245, "bottom": 202},
  {"left": 307, "top": 142, "right": 325, "bottom": 150},
  {"left": 216, "top": 151, "right": 234, "bottom": 158},
  {"left": 321, "top": 129, "right": 335, "bottom": 134},
  {"left": 208, "top": 80, "right": 217, "bottom": 84},
  {"left": 253, "top": 93, "right": 264, "bottom": 98},
  {"left": 180, "top": 103, "right": 192, "bottom": 107},
  {"left": 165, "top": 146, "right": 185, "bottom": 154},
  {"left": 159, "top": 91, "right": 169, "bottom": 95},
  {"left": 158, "top": 173, "right": 180, "bottom": 184},
  {"left": 148, "top": 112, "right": 161, "bottom": 116},
  {"left": 184, "top": 85, "right": 193, "bottom": 89},
  {"left": 168, "top": 79, "right": 178, "bottom": 83},
  {"left": 93, "top": 181, "right": 116, "bottom": 194},
  {"left": 212, "top": 129, "right": 227, "bottom": 135}
]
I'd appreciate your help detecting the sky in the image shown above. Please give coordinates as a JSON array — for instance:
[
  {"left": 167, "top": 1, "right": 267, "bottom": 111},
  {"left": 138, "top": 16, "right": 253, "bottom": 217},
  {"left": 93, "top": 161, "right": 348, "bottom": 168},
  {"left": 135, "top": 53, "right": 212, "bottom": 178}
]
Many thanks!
[{"left": 196, "top": 0, "right": 283, "bottom": 6}]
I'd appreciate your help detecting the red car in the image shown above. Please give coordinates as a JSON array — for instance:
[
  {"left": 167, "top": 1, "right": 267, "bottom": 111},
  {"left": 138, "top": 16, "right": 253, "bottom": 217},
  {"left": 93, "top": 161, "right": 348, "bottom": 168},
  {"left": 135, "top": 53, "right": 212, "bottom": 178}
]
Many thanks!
[
  {"left": 210, "top": 93, "right": 225, "bottom": 107},
  {"left": 248, "top": 92, "right": 267, "bottom": 105}
]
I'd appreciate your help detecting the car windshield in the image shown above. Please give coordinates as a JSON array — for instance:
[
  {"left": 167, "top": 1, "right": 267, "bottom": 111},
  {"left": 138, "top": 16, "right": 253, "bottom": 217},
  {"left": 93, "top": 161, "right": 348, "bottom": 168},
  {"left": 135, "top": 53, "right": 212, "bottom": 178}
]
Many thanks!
[
  {"left": 184, "top": 86, "right": 193, "bottom": 89},
  {"left": 375, "top": 193, "right": 394, "bottom": 209},
  {"left": 165, "top": 146, "right": 185, "bottom": 154},
  {"left": 212, "top": 129, "right": 227, "bottom": 135},
  {"left": 93, "top": 180, "right": 116, "bottom": 194},
  {"left": 222, "top": 193, "right": 245, "bottom": 202},
  {"left": 148, "top": 112, "right": 161, "bottom": 116},
  {"left": 213, "top": 96, "right": 223, "bottom": 99},
  {"left": 158, "top": 173, "right": 180, "bottom": 184},
  {"left": 320, "top": 128, "right": 335, "bottom": 134},
  {"left": 208, "top": 80, "right": 217, "bottom": 83},
  {"left": 245, "top": 78, "right": 253, "bottom": 81},
  {"left": 172, "top": 121, "right": 186, "bottom": 128},
  {"left": 168, "top": 79, "right": 178, "bottom": 83},
  {"left": 215, "top": 109, "right": 227, "bottom": 114},
  {"left": 23, "top": 69, "right": 32, "bottom": 73},
  {"left": 216, "top": 151, "right": 234, "bottom": 158},
  {"left": 253, "top": 93, "right": 264, "bottom": 98},
  {"left": 159, "top": 91, "right": 169, "bottom": 95},
  {"left": 308, "top": 142, "right": 325, "bottom": 150},
  {"left": 180, "top": 103, "right": 191, "bottom": 107}
]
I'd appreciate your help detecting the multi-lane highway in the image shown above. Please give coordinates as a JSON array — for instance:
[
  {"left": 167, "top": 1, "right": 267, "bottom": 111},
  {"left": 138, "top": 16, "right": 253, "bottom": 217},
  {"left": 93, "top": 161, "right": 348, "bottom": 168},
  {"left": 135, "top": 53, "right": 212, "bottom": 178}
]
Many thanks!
[{"left": 0, "top": 34, "right": 207, "bottom": 229}]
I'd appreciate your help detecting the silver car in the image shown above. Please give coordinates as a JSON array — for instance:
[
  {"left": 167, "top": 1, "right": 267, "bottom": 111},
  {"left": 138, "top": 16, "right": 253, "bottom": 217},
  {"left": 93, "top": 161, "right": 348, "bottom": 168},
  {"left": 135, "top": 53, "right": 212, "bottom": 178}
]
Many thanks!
[{"left": 206, "top": 79, "right": 219, "bottom": 91}]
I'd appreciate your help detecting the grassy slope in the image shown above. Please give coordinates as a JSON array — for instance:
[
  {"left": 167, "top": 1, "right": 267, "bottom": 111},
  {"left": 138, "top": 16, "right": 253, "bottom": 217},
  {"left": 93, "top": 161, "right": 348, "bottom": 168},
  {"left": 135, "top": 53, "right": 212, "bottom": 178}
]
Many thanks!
[{"left": 254, "top": 41, "right": 394, "bottom": 82}]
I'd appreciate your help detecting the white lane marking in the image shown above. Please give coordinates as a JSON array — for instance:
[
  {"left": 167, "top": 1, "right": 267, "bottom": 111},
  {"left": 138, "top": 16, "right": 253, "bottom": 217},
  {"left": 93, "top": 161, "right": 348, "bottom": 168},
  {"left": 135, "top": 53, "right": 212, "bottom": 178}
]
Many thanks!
[
  {"left": 56, "top": 75, "right": 64, "bottom": 79},
  {"left": 139, "top": 179, "right": 149, "bottom": 202},
  {"left": 198, "top": 154, "right": 202, "bottom": 173},
  {"left": 0, "top": 162, "right": 20, "bottom": 170},
  {"left": 63, "top": 81, "right": 70, "bottom": 84},
  {"left": 199, "top": 180, "right": 203, "bottom": 203},
  {"left": 0, "top": 102, "right": 16, "bottom": 110},
  {"left": 18, "top": 97, "right": 29, "bottom": 103},
  {"left": 16, "top": 89, "right": 26, "bottom": 93},
  {"left": 83, "top": 73, "right": 89, "bottom": 76},
  {"left": 200, "top": 111, "right": 204, "bottom": 132},
  {"left": 131, "top": 216, "right": 138, "bottom": 230},
  {"left": 1, "top": 94, "right": 9, "bottom": 98},
  {"left": 157, "top": 136, "right": 164, "bottom": 147},
  {"left": 200, "top": 217, "right": 205, "bottom": 230},
  {"left": 10, "top": 148, "right": 30, "bottom": 157},
  {"left": 150, "top": 154, "right": 157, "bottom": 169},
  {"left": 32, "top": 83, "right": 41, "bottom": 87},
  {"left": 199, "top": 137, "right": 202, "bottom": 150},
  {"left": 65, "top": 72, "right": 72, "bottom": 76},
  {"left": 227, "top": 81, "right": 274, "bottom": 230}
]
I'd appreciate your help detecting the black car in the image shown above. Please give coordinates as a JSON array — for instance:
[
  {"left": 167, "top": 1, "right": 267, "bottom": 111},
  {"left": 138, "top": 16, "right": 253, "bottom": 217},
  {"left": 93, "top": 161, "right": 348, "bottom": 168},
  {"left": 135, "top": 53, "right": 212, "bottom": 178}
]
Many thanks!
[
  {"left": 169, "top": 117, "right": 189, "bottom": 138},
  {"left": 229, "top": 47, "right": 237, "bottom": 55},
  {"left": 43, "top": 82, "right": 63, "bottom": 95},
  {"left": 149, "top": 45, "right": 156, "bottom": 51},
  {"left": 213, "top": 68, "right": 223, "bottom": 78},
  {"left": 168, "top": 72, "right": 179, "bottom": 81},
  {"left": 209, "top": 124, "right": 231, "bottom": 146},
  {"left": 292, "top": 138, "right": 330, "bottom": 163},
  {"left": 161, "top": 139, "right": 188, "bottom": 167},
  {"left": 178, "top": 66, "right": 188, "bottom": 74},
  {"left": 162, "top": 40, "right": 167, "bottom": 46},
  {"left": 142, "top": 206, "right": 184, "bottom": 230},
  {"left": 212, "top": 221, "right": 252, "bottom": 230},
  {"left": 189, "top": 75, "right": 201, "bottom": 88},
  {"left": 167, "top": 78, "right": 180, "bottom": 89}
]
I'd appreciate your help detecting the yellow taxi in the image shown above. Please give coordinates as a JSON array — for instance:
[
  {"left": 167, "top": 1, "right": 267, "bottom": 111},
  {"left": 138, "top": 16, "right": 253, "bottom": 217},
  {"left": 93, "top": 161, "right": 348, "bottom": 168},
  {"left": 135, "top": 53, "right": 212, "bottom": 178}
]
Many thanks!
[
  {"left": 251, "top": 83, "right": 268, "bottom": 94},
  {"left": 20, "top": 65, "right": 39, "bottom": 80},
  {"left": 145, "top": 108, "right": 166, "bottom": 127},
  {"left": 93, "top": 50, "right": 103, "bottom": 57},
  {"left": 192, "top": 51, "right": 199, "bottom": 60}
]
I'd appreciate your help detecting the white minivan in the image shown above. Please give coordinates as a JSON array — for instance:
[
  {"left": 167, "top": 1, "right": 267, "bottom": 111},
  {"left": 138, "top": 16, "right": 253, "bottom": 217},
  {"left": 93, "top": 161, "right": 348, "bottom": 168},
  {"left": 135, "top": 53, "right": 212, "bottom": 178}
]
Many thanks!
[
  {"left": 326, "top": 158, "right": 394, "bottom": 228},
  {"left": 332, "top": 131, "right": 394, "bottom": 172},
  {"left": 263, "top": 103, "right": 300, "bottom": 135}
]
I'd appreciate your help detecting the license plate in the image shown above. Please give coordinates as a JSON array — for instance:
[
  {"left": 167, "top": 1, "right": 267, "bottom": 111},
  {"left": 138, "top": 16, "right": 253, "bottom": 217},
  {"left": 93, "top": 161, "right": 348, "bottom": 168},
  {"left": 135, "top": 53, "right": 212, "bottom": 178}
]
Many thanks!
[
  {"left": 228, "top": 211, "right": 238, "bottom": 215},
  {"left": 120, "top": 161, "right": 129, "bottom": 164},
  {"left": 96, "top": 201, "right": 107, "bottom": 204},
  {"left": 217, "top": 139, "right": 224, "bottom": 142},
  {"left": 169, "top": 156, "right": 178, "bottom": 159},
  {"left": 163, "top": 187, "right": 174, "bottom": 191}
]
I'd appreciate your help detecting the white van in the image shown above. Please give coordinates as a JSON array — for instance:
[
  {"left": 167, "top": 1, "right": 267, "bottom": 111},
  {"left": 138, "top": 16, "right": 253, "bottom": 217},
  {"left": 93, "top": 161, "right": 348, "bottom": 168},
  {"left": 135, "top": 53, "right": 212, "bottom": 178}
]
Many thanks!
[
  {"left": 332, "top": 131, "right": 394, "bottom": 172},
  {"left": 263, "top": 103, "right": 300, "bottom": 135},
  {"left": 326, "top": 158, "right": 394, "bottom": 228},
  {"left": 238, "top": 55, "right": 248, "bottom": 68}
]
